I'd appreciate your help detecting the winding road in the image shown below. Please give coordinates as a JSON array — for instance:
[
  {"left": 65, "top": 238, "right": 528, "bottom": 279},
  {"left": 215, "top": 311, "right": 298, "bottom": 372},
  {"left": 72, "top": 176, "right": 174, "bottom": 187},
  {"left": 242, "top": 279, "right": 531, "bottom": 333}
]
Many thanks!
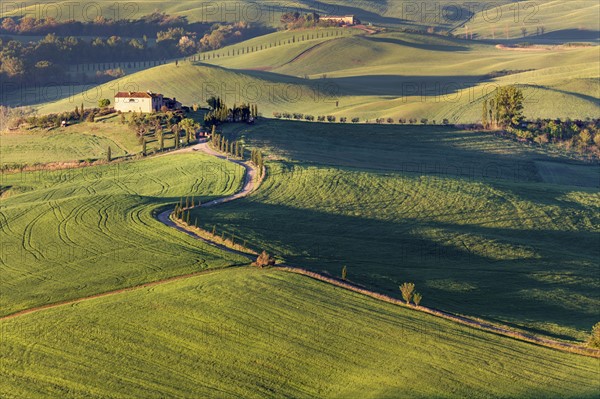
[{"left": 157, "top": 140, "right": 259, "bottom": 259}]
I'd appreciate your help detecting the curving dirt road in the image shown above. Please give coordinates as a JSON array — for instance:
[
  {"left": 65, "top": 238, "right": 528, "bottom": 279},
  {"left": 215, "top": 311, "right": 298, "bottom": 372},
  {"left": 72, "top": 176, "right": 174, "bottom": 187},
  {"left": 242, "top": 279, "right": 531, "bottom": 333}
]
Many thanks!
[{"left": 156, "top": 140, "right": 259, "bottom": 259}]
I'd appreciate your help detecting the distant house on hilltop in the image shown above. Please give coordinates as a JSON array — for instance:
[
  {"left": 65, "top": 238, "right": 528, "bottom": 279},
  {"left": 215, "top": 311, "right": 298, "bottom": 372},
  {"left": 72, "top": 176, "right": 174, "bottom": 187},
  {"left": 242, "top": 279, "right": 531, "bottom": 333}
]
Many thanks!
[{"left": 320, "top": 15, "right": 358, "bottom": 25}]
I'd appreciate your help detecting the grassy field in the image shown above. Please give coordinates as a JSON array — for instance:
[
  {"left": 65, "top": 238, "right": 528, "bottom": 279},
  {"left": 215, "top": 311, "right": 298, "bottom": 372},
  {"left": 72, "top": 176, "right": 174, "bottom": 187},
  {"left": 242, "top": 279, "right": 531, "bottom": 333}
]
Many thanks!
[
  {"left": 464, "top": 0, "right": 600, "bottom": 40},
  {"left": 0, "top": 113, "right": 187, "bottom": 165},
  {"left": 1, "top": 267, "right": 598, "bottom": 398},
  {"left": 37, "top": 30, "right": 600, "bottom": 123},
  {"left": 188, "top": 120, "right": 600, "bottom": 341},
  {"left": 0, "top": 115, "right": 144, "bottom": 165},
  {"left": 0, "top": 152, "right": 247, "bottom": 316}
]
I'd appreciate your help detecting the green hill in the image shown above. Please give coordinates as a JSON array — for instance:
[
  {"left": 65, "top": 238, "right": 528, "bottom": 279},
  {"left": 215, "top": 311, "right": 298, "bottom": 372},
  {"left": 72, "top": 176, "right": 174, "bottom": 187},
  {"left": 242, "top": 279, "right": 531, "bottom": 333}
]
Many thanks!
[
  {"left": 463, "top": 0, "right": 600, "bottom": 40},
  {"left": 193, "top": 120, "right": 600, "bottom": 341},
  {"left": 1, "top": 267, "right": 598, "bottom": 398},
  {"left": 0, "top": 153, "right": 246, "bottom": 316}
]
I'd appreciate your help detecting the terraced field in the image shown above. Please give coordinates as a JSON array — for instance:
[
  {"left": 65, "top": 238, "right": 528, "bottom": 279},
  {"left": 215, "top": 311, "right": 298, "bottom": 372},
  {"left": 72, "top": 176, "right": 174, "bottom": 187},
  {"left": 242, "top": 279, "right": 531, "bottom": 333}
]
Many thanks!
[
  {"left": 1, "top": 267, "right": 598, "bottom": 398},
  {"left": 190, "top": 120, "right": 600, "bottom": 341},
  {"left": 0, "top": 153, "right": 246, "bottom": 316}
]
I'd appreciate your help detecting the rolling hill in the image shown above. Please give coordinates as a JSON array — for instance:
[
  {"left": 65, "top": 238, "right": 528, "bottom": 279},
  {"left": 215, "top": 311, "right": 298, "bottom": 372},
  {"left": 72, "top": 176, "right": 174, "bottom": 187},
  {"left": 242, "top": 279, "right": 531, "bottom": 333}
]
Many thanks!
[
  {"left": 192, "top": 120, "right": 600, "bottom": 341},
  {"left": 0, "top": 152, "right": 246, "bottom": 316},
  {"left": 38, "top": 29, "right": 600, "bottom": 123}
]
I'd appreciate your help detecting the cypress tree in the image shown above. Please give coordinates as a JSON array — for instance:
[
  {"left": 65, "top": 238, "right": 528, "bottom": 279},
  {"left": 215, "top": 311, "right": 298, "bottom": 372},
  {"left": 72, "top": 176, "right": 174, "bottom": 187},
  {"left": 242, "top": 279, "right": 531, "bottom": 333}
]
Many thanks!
[
  {"left": 142, "top": 138, "right": 147, "bottom": 156},
  {"left": 482, "top": 100, "right": 488, "bottom": 129},
  {"left": 107, "top": 146, "right": 112, "bottom": 162},
  {"left": 212, "top": 225, "right": 216, "bottom": 235}
]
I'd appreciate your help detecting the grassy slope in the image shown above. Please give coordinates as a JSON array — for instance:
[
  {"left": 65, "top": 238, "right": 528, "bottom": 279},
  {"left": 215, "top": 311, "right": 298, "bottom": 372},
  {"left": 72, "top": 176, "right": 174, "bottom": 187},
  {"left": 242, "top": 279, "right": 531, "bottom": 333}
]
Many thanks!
[
  {"left": 0, "top": 115, "right": 144, "bottom": 164},
  {"left": 464, "top": 0, "right": 600, "bottom": 39},
  {"left": 39, "top": 30, "right": 599, "bottom": 123},
  {"left": 190, "top": 120, "right": 600, "bottom": 341},
  {"left": 0, "top": 153, "right": 246, "bottom": 316},
  {"left": 1, "top": 267, "right": 598, "bottom": 398}
]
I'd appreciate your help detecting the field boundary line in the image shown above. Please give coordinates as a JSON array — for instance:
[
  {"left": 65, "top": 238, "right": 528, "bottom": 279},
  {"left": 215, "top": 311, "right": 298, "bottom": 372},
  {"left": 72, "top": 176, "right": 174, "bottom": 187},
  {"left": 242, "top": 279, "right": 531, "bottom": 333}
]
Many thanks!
[{"left": 0, "top": 266, "right": 248, "bottom": 321}]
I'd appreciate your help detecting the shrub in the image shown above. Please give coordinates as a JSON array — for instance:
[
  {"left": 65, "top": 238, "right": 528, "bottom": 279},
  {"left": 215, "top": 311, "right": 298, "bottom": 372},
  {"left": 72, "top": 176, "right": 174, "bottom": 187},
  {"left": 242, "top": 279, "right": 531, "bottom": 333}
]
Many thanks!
[
  {"left": 254, "top": 251, "right": 275, "bottom": 268},
  {"left": 98, "top": 99, "right": 110, "bottom": 108},
  {"left": 326, "top": 115, "right": 336, "bottom": 122},
  {"left": 339, "top": 117, "right": 347, "bottom": 123},
  {"left": 273, "top": 112, "right": 282, "bottom": 119},
  {"left": 420, "top": 118, "right": 428, "bottom": 124},
  {"left": 387, "top": 117, "right": 394, "bottom": 124},
  {"left": 587, "top": 322, "right": 600, "bottom": 348},
  {"left": 317, "top": 115, "right": 326, "bottom": 122},
  {"left": 351, "top": 117, "right": 360, "bottom": 123}
]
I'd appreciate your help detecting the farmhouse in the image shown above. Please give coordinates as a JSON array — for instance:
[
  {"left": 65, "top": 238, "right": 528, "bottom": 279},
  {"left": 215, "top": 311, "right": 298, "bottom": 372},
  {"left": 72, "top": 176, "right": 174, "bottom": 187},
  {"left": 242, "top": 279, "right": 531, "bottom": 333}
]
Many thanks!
[
  {"left": 113, "top": 91, "right": 181, "bottom": 113},
  {"left": 320, "top": 15, "right": 358, "bottom": 25},
  {"left": 114, "top": 91, "right": 163, "bottom": 113}
]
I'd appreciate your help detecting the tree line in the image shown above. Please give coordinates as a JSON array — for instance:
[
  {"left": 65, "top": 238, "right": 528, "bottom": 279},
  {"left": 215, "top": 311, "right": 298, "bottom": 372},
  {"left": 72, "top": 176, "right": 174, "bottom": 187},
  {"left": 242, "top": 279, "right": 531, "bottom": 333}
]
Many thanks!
[
  {"left": 200, "top": 28, "right": 350, "bottom": 61},
  {"left": 273, "top": 112, "right": 451, "bottom": 125},
  {"left": 204, "top": 97, "right": 259, "bottom": 126},
  {"left": 210, "top": 132, "right": 244, "bottom": 159}
]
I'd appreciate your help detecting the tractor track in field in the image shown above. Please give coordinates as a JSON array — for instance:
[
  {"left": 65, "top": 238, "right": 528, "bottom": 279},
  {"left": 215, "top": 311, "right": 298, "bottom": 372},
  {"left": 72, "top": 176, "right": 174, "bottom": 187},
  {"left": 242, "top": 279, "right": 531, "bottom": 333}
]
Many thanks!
[{"left": 3, "top": 140, "right": 599, "bottom": 358}]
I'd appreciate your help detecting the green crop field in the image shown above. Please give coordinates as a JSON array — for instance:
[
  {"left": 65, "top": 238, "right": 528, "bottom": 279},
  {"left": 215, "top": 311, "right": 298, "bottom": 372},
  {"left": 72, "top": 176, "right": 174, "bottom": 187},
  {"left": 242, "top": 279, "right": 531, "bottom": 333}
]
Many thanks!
[
  {"left": 1, "top": 267, "right": 598, "bottom": 398},
  {"left": 1, "top": 2, "right": 599, "bottom": 396},
  {"left": 37, "top": 29, "right": 599, "bottom": 124},
  {"left": 189, "top": 120, "right": 600, "bottom": 341},
  {"left": 0, "top": 153, "right": 246, "bottom": 316}
]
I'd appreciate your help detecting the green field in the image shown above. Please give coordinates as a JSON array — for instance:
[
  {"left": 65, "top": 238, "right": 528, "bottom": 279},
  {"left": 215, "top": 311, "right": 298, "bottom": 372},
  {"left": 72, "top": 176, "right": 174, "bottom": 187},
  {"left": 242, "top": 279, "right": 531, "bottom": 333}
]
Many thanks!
[
  {"left": 0, "top": 115, "right": 145, "bottom": 165},
  {"left": 0, "top": 153, "right": 246, "bottom": 316},
  {"left": 37, "top": 30, "right": 600, "bottom": 123},
  {"left": 464, "top": 0, "right": 600, "bottom": 40},
  {"left": 1, "top": 267, "right": 598, "bottom": 398},
  {"left": 189, "top": 120, "right": 600, "bottom": 341}
]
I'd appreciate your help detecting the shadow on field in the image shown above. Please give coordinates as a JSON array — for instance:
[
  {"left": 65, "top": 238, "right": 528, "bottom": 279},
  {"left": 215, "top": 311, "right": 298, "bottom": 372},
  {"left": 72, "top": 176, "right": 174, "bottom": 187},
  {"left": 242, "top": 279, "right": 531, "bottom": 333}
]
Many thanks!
[
  {"left": 196, "top": 195, "right": 599, "bottom": 341},
  {"left": 365, "top": 36, "right": 471, "bottom": 52}
]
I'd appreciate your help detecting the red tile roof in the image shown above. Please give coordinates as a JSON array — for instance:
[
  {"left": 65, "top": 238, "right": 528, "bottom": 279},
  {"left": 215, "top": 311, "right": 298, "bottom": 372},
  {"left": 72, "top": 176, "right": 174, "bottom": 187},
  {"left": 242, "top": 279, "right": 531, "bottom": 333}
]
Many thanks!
[{"left": 115, "top": 91, "right": 161, "bottom": 98}]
